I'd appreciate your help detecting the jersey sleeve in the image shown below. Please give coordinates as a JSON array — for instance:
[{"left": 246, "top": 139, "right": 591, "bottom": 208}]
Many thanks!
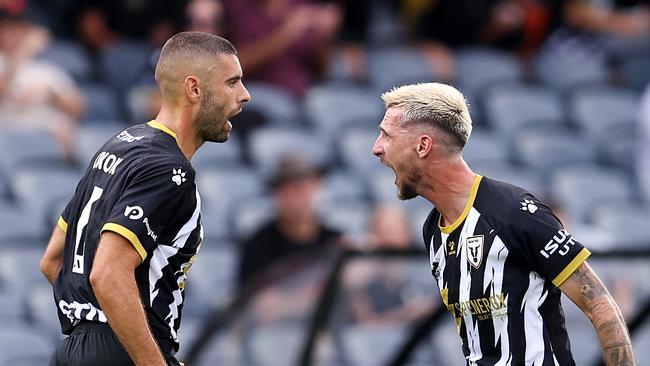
[
  {"left": 505, "top": 193, "right": 591, "bottom": 287},
  {"left": 101, "top": 158, "right": 198, "bottom": 262}
]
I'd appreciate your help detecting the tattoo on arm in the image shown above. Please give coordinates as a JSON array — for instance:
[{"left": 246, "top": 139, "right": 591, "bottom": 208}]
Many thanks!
[{"left": 564, "top": 263, "right": 636, "bottom": 366}]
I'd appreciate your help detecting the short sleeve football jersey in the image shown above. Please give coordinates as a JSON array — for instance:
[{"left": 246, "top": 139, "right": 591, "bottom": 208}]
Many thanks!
[
  {"left": 55, "top": 121, "right": 203, "bottom": 348},
  {"left": 423, "top": 175, "right": 590, "bottom": 365}
]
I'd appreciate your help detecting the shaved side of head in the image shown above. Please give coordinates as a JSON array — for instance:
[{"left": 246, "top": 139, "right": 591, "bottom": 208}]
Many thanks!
[{"left": 155, "top": 32, "right": 237, "bottom": 101}]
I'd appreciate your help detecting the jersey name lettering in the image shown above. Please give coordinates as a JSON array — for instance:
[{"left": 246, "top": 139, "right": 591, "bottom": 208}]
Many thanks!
[{"left": 92, "top": 152, "right": 123, "bottom": 175}]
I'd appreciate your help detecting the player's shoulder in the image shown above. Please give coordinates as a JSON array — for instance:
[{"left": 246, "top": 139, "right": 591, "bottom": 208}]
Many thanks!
[{"left": 475, "top": 176, "right": 537, "bottom": 217}]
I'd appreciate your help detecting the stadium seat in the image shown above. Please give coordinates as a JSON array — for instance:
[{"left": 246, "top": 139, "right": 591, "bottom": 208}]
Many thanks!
[
  {"left": 512, "top": 127, "right": 597, "bottom": 179},
  {"left": 191, "top": 134, "right": 243, "bottom": 170},
  {"left": 340, "top": 324, "right": 406, "bottom": 366},
  {"left": 0, "top": 289, "right": 25, "bottom": 319},
  {"left": 247, "top": 127, "right": 330, "bottom": 178},
  {"left": 620, "top": 54, "right": 650, "bottom": 92},
  {"left": 368, "top": 168, "right": 399, "bottom": 203},
  {"left": 74, "top": 123, "right": 125, "bottom": 166},
  {"left": 249, "top": 324, "right": 304, "bottom": 366},
  {"left": 38, "top": 40, "right": 92, "bottom": 83},
  {"left": 319, "top": 200, "right": 371, "bottom": 242},
  {"left": 462, "top": 130, "right": 510, "bottom": 166},
  {"left": 1, "top": 355, "right": 53, "bottom": 366},
  {"left": 304, "top": 84, "right": 383, "bottom": 139},
  {"left": 0, "top": 129, "right": 66, "bottom": 172},
  {"left": 24, "top": 281, "right": 61, "bottom": 337},
  {"left": 10, "top": 166, "right": 81, "bottom": 224},
  {"left": 0, "top": 248, "right": 50, "bottom": 296},
  {"left": 200, "top": 205, "right": 230, "bottom": 241},
  {"left": 551, "top": 164, "right": 635, "bottom": 223},
  {"left": 454, "top": 47, "right": 523, "bottom": 122},
  {"left": 0, "top": 205, "right": 46, "bottom": 243},
  {"left": 319, "top": 169, "right": 370, "bottom": 206},
  {"left": 228, "top": 195, "right": 275, "bottom": 240},
  {"left": 591, "top": 203, "right": 650, "bottom": 249},
  {"left": 569, "top": 86, "right": 640, "bottom": 139},
  {"left": 184, "top": 246, "right": 237, "bottom": 317},
  {"left": 99, "top": 41, "right": 151, "bottom": 93},
  {"left": 403, "top": 197, "right": 434, "bottom": 242},
  {"left": 0, "top": 327, "right": 55, "bottom": 364},
  {"left": 367, "top": 48, "right": 434, "bottom": 93},
  {"left": 337, "top": 126, "right": 381, "bottom": 176},
  {"left": 633, "top": 322, "right": 650, "bottom": 362},
  {"left": 244, "top": 82, "right": 301, "bottom": 123},
  {"left": 79, "top": 84, "right": 123, "bottom": 123},
  {"left": 595, "top": 123, "right": 639, "bottom": 173},
  {"left": 533, "top": 33, "right": 608, "bottom": 90},
  {"left": 482, "top": 83, "right": 564, "bottom": 135},
  {"left": 196, "top": 166, "right": 263, "bottom": 214}
]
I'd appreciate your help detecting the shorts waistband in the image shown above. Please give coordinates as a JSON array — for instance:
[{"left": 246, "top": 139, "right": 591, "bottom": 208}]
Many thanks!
[{"left": 72, "top": 322, "right": 176, "bottom": 355}]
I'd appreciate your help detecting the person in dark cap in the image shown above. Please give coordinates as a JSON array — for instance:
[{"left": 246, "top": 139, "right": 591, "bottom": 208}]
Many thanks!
[{"left": 237, "top": 153, "right": 342, "bottom": 288}]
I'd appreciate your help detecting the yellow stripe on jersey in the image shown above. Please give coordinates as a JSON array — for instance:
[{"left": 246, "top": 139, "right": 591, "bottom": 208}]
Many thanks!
[
  {"left": 552, "top": 247, "right": 592, "bottom": 287},
  {"left": 57, "top": 216, "right": 68, "bottom": 233},
  {"left": 101, "top": 223, "right": 147, "bottom": 262},
  {"left": 439, "top": 174, "right": 483, "bottom": 234},
  {"left": 147, "top": 120, "right": 178, "bottom": 143}
]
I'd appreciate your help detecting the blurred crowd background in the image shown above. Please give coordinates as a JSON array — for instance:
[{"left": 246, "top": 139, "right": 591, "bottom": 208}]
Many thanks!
[{"left": 0, "top": 0, "right": 650, "bottom": 365}]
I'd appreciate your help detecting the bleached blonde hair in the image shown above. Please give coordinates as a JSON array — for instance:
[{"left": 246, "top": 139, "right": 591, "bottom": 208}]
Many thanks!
[{"left": 381, "top": 83, "right": 473, "bottom": 147}]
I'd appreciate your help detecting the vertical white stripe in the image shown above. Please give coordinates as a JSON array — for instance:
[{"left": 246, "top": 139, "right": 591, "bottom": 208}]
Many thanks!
[
  {"left": 459, "top": 208, "right": 482, "bottom": 363},
  {"left": 148, "top": 188, "right": 202, "bottom": 341},
  {"left": 433, "top": 232, "right": 448, "bottom": 291},
  {"left": 521, "top": 271, "right": 548, "bottom": 365},
  {"left": 484, "top": 235, "right": 511, "bottom": 365}
]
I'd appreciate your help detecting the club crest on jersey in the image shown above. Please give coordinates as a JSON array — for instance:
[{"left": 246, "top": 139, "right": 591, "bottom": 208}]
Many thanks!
[{"left": 466, "top": 235, "right": 484, "bottom": 269}]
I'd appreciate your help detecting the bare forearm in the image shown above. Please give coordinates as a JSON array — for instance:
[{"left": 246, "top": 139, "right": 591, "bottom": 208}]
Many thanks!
[
  {"left": 590, "top": 299, "right": 635, "bottom": 366},
  {"left": 40, "top": 226, "right": 66, "bottom": 285},
  {"left": 572, "top": 264, "right": 635, "bottom": 365},
  {"left": 92, "top": 271, "right": 166, "bottom": 366}
]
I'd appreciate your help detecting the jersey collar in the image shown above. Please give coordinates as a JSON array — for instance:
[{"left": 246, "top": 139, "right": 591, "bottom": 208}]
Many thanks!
[
  {"left": 147, "top": 120, "right": 178, "bottom": 144},
  {"left": 439, "top": 174, "right": 483, "bottom": 234}
]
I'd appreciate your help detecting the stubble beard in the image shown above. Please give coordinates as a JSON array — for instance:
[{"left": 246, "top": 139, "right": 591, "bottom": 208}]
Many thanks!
[
  {"left": 397, "top": 168, "right": 421, "bottom": 200},
  {"left": 195, "top": 89, "right": 230, "bottom": 143}
]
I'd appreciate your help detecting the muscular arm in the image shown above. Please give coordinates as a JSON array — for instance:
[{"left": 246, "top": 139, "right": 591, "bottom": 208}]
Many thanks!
[
  {"left": 90, "top": 231, "right": 166, "bottom": 366},
  {"left": 40, "top": 225, "right": 66, "bottom": 285},
  {"left": 559, "top": 262, "right": 635, "bottom": 366}
]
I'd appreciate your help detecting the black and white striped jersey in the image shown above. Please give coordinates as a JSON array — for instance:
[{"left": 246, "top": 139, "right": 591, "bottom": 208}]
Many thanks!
[
  {"left": 423, "top": 175, "right": 591, "bottom": 365},
  {"left": 54, "top": 121, "right": 203, "bottom": 349}
]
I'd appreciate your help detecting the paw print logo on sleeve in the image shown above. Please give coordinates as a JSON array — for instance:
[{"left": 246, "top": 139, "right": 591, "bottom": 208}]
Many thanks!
[
  {"left": 520, "top": 199, "right": 538, "bottom": 213},
  {"left": 172, "top": 168, "right": 187, "bottom": 186}
]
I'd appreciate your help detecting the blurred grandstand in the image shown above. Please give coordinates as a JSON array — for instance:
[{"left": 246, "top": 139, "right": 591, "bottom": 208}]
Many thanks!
[{"left": 1, "top": 0, "right": 650, "bottom": 365}]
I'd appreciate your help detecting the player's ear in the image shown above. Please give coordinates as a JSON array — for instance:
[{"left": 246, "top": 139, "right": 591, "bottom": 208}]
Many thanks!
[
  {"left": 184, "top": 76, "right": 201, "bottom": 104},
  {"left": 416, "top": 134, "right": 433, "bottom": 158}
]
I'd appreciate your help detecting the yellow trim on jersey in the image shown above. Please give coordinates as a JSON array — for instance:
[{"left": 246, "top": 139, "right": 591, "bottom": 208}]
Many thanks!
[
  {"left": 57, "top": 216, "right": 68, "bottom": 233},
  {"left": 101, "top": 223, "right": 147, "bottom": 262},
  {"left": 552, "top": 247, "right": 592, "bottom": 287},
  {"left": 148, "top": 120, "right": 178, "bottom": 143},
  {"left": 439, "top": 175, "right": 483, "bottom": 234}
]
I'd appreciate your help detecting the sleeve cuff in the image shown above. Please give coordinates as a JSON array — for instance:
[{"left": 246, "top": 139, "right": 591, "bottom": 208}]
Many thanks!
[
  {"left": 57, "top": 217, "right": 68, "bottom": 233},
  {"left": 101, "top": 223, "right": 147, "bottom": 262},
  {"left": 552, "top": 247, "right": 591, "bottom": 287}
]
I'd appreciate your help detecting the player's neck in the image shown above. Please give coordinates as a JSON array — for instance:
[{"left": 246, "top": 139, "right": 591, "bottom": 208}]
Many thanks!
[
  {"left": 155, "top": 105, "right": 201, "bottom": 161},
  {"left": 420, "top": 158, "right": 476, "bottom": 227}
]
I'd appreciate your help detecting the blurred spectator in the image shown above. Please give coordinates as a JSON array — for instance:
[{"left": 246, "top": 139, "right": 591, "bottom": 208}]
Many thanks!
[
  {"left": 0, "top": 16, "right": 84, "bottom": 158},
  {"left": 564, "top": 0, "right": 650, "bottom": 39},
  {"left": 410, "top": 0, "right": 555, "bottom": 56},
  {"left": 68, "top": 0, "right": 186, "bottom": 51},
  {"left": 222, "top": 0, "right": 342, "bottom": 98},
  {"left": 185, "top": 0, "right": 225, "bottom": 35},
  {"left": 238, "top": 154, "right": 343, "bottom": 288},
  {"left": 342, "top": 204, "right": 432, "bottom": 325}
]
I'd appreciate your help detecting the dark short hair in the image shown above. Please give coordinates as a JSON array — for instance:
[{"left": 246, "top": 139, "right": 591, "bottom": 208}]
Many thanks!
[{"left": 155, "top": 32, "right": 237, "bottom": 80}]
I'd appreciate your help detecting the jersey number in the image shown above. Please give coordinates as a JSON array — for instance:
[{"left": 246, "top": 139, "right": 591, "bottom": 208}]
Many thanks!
[{"left": 72, "top": 186, "right": 103, "bottom": 274}]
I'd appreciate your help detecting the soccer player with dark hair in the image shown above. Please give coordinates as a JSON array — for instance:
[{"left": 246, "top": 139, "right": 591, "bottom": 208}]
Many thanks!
[
  {"left": 372, "top": 82, "right": 635, "bottom": 365},
  {"left": 40, "top": 32, "right": 250, "bottom": 366}
]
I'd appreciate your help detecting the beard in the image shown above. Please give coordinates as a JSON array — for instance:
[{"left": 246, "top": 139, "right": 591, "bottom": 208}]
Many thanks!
[
  {"left": 396, "top": 168, "right": 421, "bottom": 200},
  {"left": 195, "top": 88, "right": 230, "bottom": 143}
]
